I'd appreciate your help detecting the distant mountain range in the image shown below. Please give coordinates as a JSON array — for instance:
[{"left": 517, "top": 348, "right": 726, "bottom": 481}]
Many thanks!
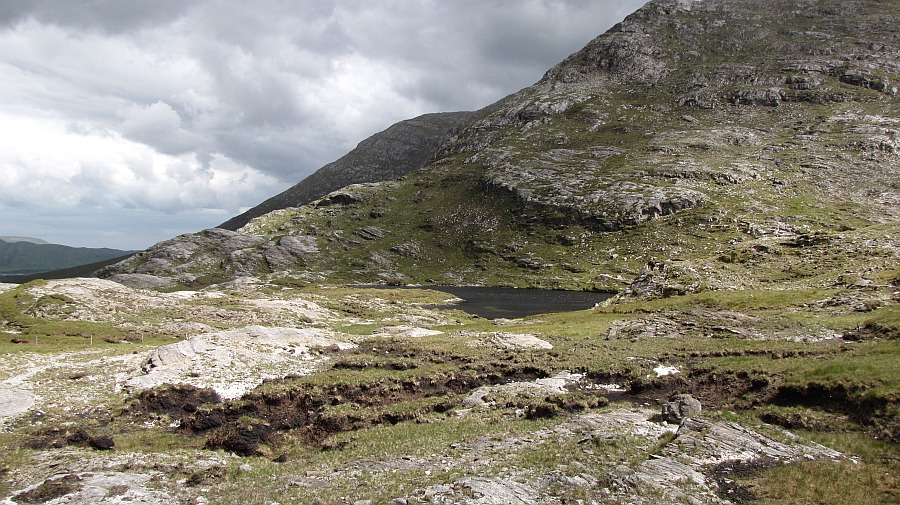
[{"left": 0, "top": 237, "right": 134, "bottom": 281}]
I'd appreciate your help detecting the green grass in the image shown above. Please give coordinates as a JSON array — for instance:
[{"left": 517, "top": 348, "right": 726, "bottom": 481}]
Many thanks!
[
  {"left": 744, "top": 458, "right": 898, "bottom": 504},
  {"left": 112, "top": 430, "right": 207, "bottom": 453},
  {"left": 598, "top": 288, "right": 838, "bottom": 314},
  {"left": 0, "top": 281, "right": 133, "bottom": 349},
  {"left": 0, "top": 334, "right": 171, "bottom": 354},
  {"left": 205, "top": 414, "right": 557, "bottom": 505},
  {"left": 317, "top": 414, "right": 551, "bottom": 464},
  {"left": 0, "top": 434, "right": 29, "bottom": 497},
  {"left": 863, "top": 304, "right": 900, "bottom": 339}
]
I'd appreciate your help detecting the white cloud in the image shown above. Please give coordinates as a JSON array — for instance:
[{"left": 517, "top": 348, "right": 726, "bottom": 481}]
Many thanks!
[
  {"left": 0, "top": 113, "right": 280, "bottom": 215},
  {"left": 0, "top": 0, "right": 647, "bottom": 249},
  {"left": 119, "top": 101, "right": 199, "bottom": 154}
]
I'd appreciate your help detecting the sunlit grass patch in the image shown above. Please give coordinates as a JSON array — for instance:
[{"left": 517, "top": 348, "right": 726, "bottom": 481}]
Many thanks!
[
  {"left": 598, "top": 288, "right": 840, "bottom": 314},
  {"left": 741, "top": 458, "right": 898, "bottom": 505},
  {"left": 316, "top": 414, "right": 552, "bottom": 465},
  {"left": 784, "top": 340, "right": 900, "bottom": 391}
]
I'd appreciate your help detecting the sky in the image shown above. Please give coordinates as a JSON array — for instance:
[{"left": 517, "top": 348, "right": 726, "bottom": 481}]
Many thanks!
[{"left": 0, "top": 0, "right": 646, "bottom": 250}]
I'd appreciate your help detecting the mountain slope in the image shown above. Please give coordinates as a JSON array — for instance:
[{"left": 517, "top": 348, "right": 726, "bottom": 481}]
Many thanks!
[
  {"left": 100, "top": 0, "right": 898, "bottom": 294},
  {"left": 218, "top": 111, "right": 473, "bottom": 231},
  {"left": 0, "top": 239, "right": 134, "bottom": 278}
]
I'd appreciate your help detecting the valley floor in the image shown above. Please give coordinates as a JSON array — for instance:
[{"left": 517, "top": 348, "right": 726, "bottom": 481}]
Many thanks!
[{"left": 0, "top": 277, "right": 897, "bottom": 504}]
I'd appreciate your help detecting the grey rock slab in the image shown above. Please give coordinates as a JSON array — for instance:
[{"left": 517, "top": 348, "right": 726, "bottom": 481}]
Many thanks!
[
  {"left": 356, "top": 226, "right": 386, "bottom": 241},
  {"left": 4, "top": 471, "right": 175, "bottom": 505},
  {"left": 611, "top": 417, "right": 845, "bottom": 503},
  {"left": 670, "top": 418, "right": 843, "bottom": 464},
  {"left": 106, "top": 273, "right": 176, "bottom": 290},
  {"left": 127, "top": 326, "right": 357, "bottom": 399},
  {"left": 455, "top": 477, "right": 539, "bottom": 505},
  {"left": 146, "top": 335, "right": 209, "bottom": 368},
  {"left": 490, "top": 332, "right": 553, "bottom": 350},
  {"left": 0, "top": 383, "right": 35, "bottom": 420},
  {"left": 459, "top": 371, "right": 583, "bottom": 408},
  {"left": 279, "top": 235, "right": 319, "bottom": 255}
]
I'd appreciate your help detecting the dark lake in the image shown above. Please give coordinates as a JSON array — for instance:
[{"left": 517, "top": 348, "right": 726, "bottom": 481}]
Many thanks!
[{"left": 375, "top": 285, "right": 615, "bottom": 319}]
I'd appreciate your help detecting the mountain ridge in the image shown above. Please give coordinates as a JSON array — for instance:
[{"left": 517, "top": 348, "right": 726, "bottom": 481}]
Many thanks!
[
  {"left": 218, "top": 111, "right": 473, "bottom": 231},
  {"left": 99, "top": 0, "right": 898, "bottom": 293}
]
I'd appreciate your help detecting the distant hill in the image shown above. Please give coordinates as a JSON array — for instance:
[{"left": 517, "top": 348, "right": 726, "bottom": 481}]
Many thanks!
[
  {"left": 0, "top": 253, "right": 136, "bottom": 283},
  {"left": 0, "top": 238, "right": 135, "bottom": 279},
  {"left": 0, "top": 236, "right": 48, "bottom": 245},
  {"left": 218, "top": 111, "right": 473, "bottom": 231}
]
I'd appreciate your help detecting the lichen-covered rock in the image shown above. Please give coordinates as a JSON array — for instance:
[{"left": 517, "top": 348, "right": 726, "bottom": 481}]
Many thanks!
[
  {"left": 262, "top": 235, "right": 319, "bottom": 269},
  {"left": 106, "top": 273, "right": 177, "bottom": 290}
]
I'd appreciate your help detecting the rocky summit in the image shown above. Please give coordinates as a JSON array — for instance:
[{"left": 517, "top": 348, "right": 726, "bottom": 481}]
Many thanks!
[{"left": 1, "top": 0, "right": 899, "bottom": 504}]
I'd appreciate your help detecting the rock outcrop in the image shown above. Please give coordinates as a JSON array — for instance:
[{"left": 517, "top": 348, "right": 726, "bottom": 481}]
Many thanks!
[
  {"left": 608, "top": 416, "right": 843, "bottom": 504},
  {"left": 126, "top": 326, "right": 357, "bottom": 399}
]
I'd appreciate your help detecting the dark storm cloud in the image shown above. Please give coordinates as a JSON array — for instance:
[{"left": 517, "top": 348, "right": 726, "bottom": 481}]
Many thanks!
[{"left": 0, "top": 0, "right": 199, "bottom": 33}]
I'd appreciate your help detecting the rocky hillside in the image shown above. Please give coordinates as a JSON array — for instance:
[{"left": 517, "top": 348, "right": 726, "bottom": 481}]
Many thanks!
[
  {"left": 218, "top": 112, "right": 473, "bottom": 231},
  {"left": 100, "top": 0, "right": 898, "bottom": 294}
]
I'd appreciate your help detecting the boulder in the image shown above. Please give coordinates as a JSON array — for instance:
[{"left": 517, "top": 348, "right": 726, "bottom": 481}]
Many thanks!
[{"left": 662, "top": 394, "right": 702, "bottom": 423}]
